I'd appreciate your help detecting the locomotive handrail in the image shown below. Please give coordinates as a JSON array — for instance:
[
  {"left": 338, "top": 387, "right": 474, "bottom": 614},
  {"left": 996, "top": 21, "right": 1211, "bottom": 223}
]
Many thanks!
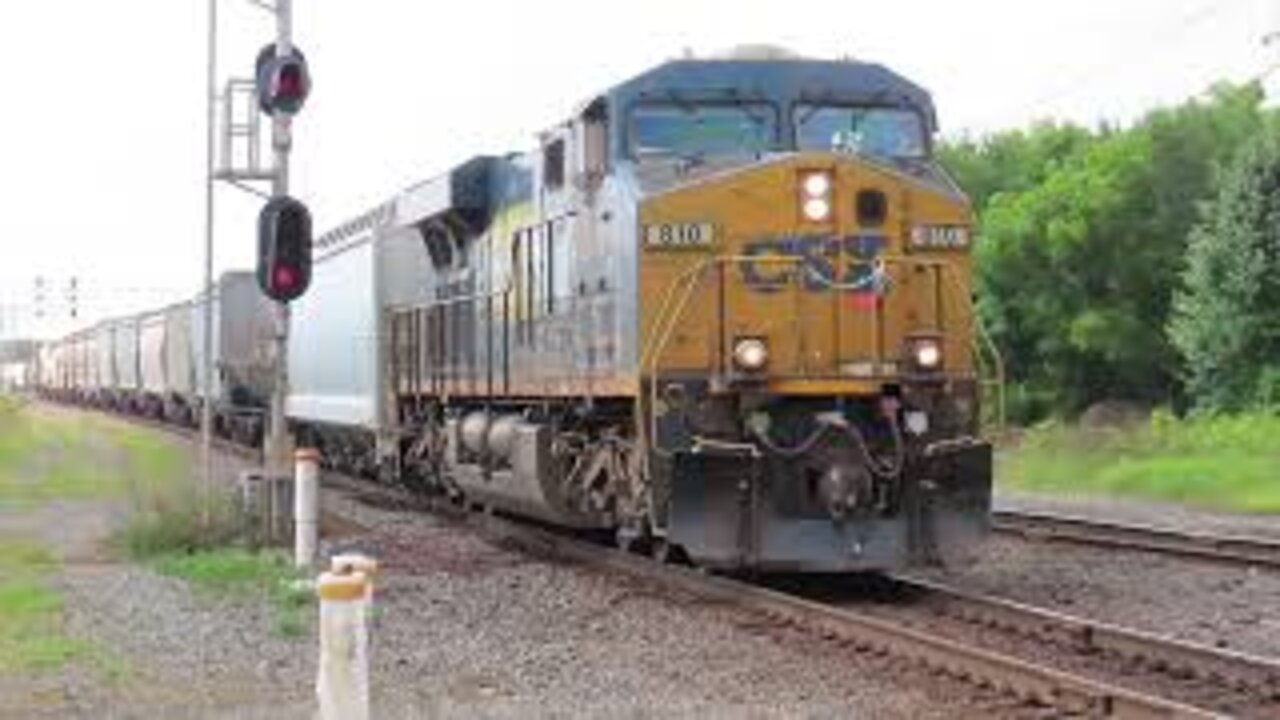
[
  {"left": 385, "top": 281, "right": 515, "bottom": 313},
  {"left": 940, "top": 270, "right": 1006, "bottom": 429}
]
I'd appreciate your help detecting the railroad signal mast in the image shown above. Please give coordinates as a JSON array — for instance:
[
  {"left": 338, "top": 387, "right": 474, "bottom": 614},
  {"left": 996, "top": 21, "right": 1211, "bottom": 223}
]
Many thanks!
[{"left": 211, "top": 0, "right": 313, "bottom": 478}]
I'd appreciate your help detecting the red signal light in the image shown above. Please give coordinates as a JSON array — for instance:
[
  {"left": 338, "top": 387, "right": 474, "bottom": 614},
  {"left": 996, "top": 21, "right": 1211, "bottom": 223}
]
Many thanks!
[
  {"left": 255, "top": 45, "right": 310, "bottom": 116},
  {"left": 273, "top": 265, "right": 298, "bottom": 291},
  {"left": 277, "top": 65, "right": 303, "bottom": 100}
]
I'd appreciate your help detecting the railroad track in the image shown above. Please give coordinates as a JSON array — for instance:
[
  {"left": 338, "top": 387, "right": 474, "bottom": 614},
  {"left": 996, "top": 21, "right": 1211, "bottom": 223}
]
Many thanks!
[
  {"left": 878, "top": 576, "right": 1280, "bottom": 718},
  {"left": 317, "top": 472, "right": 1266, "bottom": 718},
  {"left": 81, "top": 405, "right": 1279, "bottom": 717},
  {"left": 994, "top": 509, "right": 1280, "bottom": 571},
  {"left": 461, "top": 515, "right": 1256, "bottom": 718}
]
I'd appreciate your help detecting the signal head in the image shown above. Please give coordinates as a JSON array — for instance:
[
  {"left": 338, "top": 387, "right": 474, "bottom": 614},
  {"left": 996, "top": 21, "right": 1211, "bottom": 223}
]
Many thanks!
[
  {"left": 256, "top": 45, "right": 311, "bottom": 116},
  {"left": 257, "top": 196, "right": 313, "bottom": 303}
]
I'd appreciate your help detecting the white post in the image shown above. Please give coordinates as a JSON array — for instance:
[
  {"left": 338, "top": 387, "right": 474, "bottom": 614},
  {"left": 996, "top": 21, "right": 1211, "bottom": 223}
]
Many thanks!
[
  {"left": 294, "top": 448, "right": 320, "bottom": 568},
  {"left": 316, "top": 570, "right": 371, "bottom": 720},
  {"left": 330, "top": 553, "right": 379, "bottom": 600}
]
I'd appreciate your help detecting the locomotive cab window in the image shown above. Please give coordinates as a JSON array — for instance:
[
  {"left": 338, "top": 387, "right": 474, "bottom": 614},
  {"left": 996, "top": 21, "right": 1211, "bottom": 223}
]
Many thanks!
[
  {"left": 629, "top": 103, "right": 777, "bottom": 161},
  {"left": 543, "top": 139, "right": 566, "bottom": 191},
  {"left": 579, "top": 96, "right": 609, "bottom": 181},
  {"left": 794, "top": 105, "right": 928, "bottom": 162}
]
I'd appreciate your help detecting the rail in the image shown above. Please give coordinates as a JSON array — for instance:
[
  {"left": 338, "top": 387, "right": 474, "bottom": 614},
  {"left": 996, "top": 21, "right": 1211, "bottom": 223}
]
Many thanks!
[
  {"left": 994, "top": 509, "right": 1280, "bottom": 570},
  {"left": 467, "top": 510, "right": 1219, "bottom": 718},
  {"left": 891, "top": 574, "right": 1280, "bottom": 712}
]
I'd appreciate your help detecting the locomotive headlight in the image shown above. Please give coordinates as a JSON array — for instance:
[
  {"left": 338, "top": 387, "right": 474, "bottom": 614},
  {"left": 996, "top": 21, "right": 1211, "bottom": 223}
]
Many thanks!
[
  {"left": 800, "top": 171, "right": 833, "bottom": 222},
  {"left": 802, "top": 172, "right": 832, "bottom": 197},
  {"left": 733, "top": 337, "right": 769, "bottom": 372},
  {"left": 910, "top": 337, "right": 943, "bottom": 371},
  {"left": 802, "top": 197, "right": 832, "bottom": 222}
]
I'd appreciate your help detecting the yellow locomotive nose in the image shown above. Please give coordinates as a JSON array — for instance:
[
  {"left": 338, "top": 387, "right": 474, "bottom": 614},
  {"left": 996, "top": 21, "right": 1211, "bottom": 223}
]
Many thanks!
[{"left": 639, "top": 152, "right": 978, "bottom": 396}]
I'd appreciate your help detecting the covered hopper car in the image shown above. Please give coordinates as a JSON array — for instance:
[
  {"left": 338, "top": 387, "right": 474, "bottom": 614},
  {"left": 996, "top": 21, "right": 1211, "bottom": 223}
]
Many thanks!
[{"left": 36, "top": 271, "right": 275, "bottom": 444}]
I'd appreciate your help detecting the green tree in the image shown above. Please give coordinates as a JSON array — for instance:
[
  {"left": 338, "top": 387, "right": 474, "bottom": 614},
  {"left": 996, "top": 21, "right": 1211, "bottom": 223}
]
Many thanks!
[
  {"left": 1171, "top": 129, "right": 1280, "bottom": 412},
  {"left": 942, "top": 82, "right": 1271, "bottom": 421},
  {"left": 940, "top": 122, "right": 1093, "bottom": 211},
  {"left": 977, "top": 130, "right": 1172, "bottom": 416}
]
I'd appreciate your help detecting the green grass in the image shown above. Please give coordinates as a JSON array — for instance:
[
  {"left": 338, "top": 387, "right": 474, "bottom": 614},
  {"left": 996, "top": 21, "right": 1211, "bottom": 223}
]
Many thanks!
[
  {"left": 0, "top": 539, "right": 92, "bottom": 674},
  {"left": 1000, "top": 411, "right": 1280, "bottom": 513},
  {"left": 153, "top": 549, "right": 291, "bottom": 594},
  {"left": 0, "top": 398, "right": 188, "bottom": 508},
  {"left": 152, "top": 549, "right": 312, "bottom": 638}
]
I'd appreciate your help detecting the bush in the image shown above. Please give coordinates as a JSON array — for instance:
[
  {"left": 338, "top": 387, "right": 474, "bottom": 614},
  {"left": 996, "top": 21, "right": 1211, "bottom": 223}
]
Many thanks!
[{"left": 118, "top": 491, "right": 244, "bottom": 560}]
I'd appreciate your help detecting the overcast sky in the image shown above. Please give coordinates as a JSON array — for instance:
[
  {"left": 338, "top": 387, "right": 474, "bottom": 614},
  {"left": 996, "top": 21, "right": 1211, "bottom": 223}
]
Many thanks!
[{"left": 0, "top": 0, "right": 1273, "bottom": 337}]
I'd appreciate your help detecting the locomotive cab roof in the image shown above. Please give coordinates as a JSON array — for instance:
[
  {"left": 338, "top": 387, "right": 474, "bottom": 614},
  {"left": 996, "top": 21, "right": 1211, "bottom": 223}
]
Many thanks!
[{"left": 604, "top": 55, "right": 938, "bottom": 132}]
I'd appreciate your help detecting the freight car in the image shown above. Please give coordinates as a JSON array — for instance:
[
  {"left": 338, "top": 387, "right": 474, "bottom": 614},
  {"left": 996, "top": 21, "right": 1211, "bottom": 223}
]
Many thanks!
[
  {"left": 36, "top": 271, "right": 276, "bottom": 444},
  {"left": 288, "top": 47, "right": 998, "bottom": 572}
]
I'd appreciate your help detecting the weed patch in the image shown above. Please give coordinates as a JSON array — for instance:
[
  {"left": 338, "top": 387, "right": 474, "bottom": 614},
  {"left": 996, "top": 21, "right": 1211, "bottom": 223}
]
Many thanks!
[{"left": 151, "top": 549, "right": 312, "bottom": 638}]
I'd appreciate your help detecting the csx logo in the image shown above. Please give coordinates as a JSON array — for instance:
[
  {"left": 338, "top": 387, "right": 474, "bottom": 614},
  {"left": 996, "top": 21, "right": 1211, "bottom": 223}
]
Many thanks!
[{"left": 740, "top": 235, "right": 887, "bottom": 292}]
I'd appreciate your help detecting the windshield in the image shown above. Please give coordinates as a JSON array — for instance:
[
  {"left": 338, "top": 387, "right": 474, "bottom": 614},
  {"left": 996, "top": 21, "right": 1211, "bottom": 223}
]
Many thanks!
[
  {"left": 794, "top": 105, "right": 928, "bottom": 161},
  {"left": 629, "top": 104, "right": 777, "bottom": 160}
]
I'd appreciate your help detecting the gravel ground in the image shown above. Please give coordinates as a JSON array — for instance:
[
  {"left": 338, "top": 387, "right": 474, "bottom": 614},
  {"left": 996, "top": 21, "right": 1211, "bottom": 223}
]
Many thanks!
[
  {"left": 916, "top": 532, "right": 1280, "bottom": 660},
  {"left": 997, "top": 488, "right": 1280, "bottom": 541},
  {"left": 6, "top": 484, "right": 988, "bottom": 719},
  {"left": 3, "top": 406, "right": 988, "bottom": 718},
  {"left": 318, "top": 489, "right": 993, "bottom": 719},
  {"left": 16, "top": 404, "right": 1280, "bottom": 716}
]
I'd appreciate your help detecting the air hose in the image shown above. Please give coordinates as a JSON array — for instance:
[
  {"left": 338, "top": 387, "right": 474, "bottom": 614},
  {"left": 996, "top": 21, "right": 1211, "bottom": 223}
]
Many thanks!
[{"left": 751, "top": 414, "right": 905, "bottom": 479}]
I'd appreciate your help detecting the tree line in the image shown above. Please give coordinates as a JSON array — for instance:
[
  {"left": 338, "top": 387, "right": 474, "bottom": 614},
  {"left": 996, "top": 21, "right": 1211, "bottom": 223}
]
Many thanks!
[{"left": 940, "top": 82, "right": 1280, "bottom": 422}]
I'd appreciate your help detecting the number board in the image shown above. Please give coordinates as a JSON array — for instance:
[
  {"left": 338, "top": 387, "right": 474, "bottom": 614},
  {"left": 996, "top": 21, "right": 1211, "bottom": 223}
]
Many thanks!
[
  {"left": 644, "top": 222, "right": 715, "bottom": 250},
  {"left": 910, "top": 225, "right": 970, "bottom": 250}
]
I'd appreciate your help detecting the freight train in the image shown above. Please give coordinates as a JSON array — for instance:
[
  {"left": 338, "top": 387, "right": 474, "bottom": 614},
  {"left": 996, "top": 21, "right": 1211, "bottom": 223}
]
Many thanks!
[
  {"left": 36, "top": 272, "right": 275, "bottom": 444},
  {"left": 38, "top": 47, "right": 997, "bottom": 573}
]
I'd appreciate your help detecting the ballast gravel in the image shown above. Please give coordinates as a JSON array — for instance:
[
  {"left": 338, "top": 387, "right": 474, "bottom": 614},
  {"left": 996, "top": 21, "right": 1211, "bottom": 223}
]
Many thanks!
[
  {"left": 905, "top": 490, "right": 1280, "bottom": 660},
  {"left": 312, "top": 489, "right": 982, "bottom": 719},
  {"left": 9, "top": 480, "right": 987, "bottom": 719},
  {"left": 18, "top": 406, "right": 1280, "bottom": 716}
]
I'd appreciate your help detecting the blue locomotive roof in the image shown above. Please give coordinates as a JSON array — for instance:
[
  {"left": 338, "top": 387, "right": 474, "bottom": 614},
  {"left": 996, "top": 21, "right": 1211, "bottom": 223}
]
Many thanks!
[{"left": 606, "top": 59, "right": 937, "bottom": 130}]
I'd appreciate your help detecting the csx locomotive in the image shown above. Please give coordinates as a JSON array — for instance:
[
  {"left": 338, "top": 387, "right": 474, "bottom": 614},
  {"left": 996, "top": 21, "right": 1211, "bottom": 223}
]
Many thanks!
[{"left": 43, "top": 47, "right": 997, "bottom": 572}]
